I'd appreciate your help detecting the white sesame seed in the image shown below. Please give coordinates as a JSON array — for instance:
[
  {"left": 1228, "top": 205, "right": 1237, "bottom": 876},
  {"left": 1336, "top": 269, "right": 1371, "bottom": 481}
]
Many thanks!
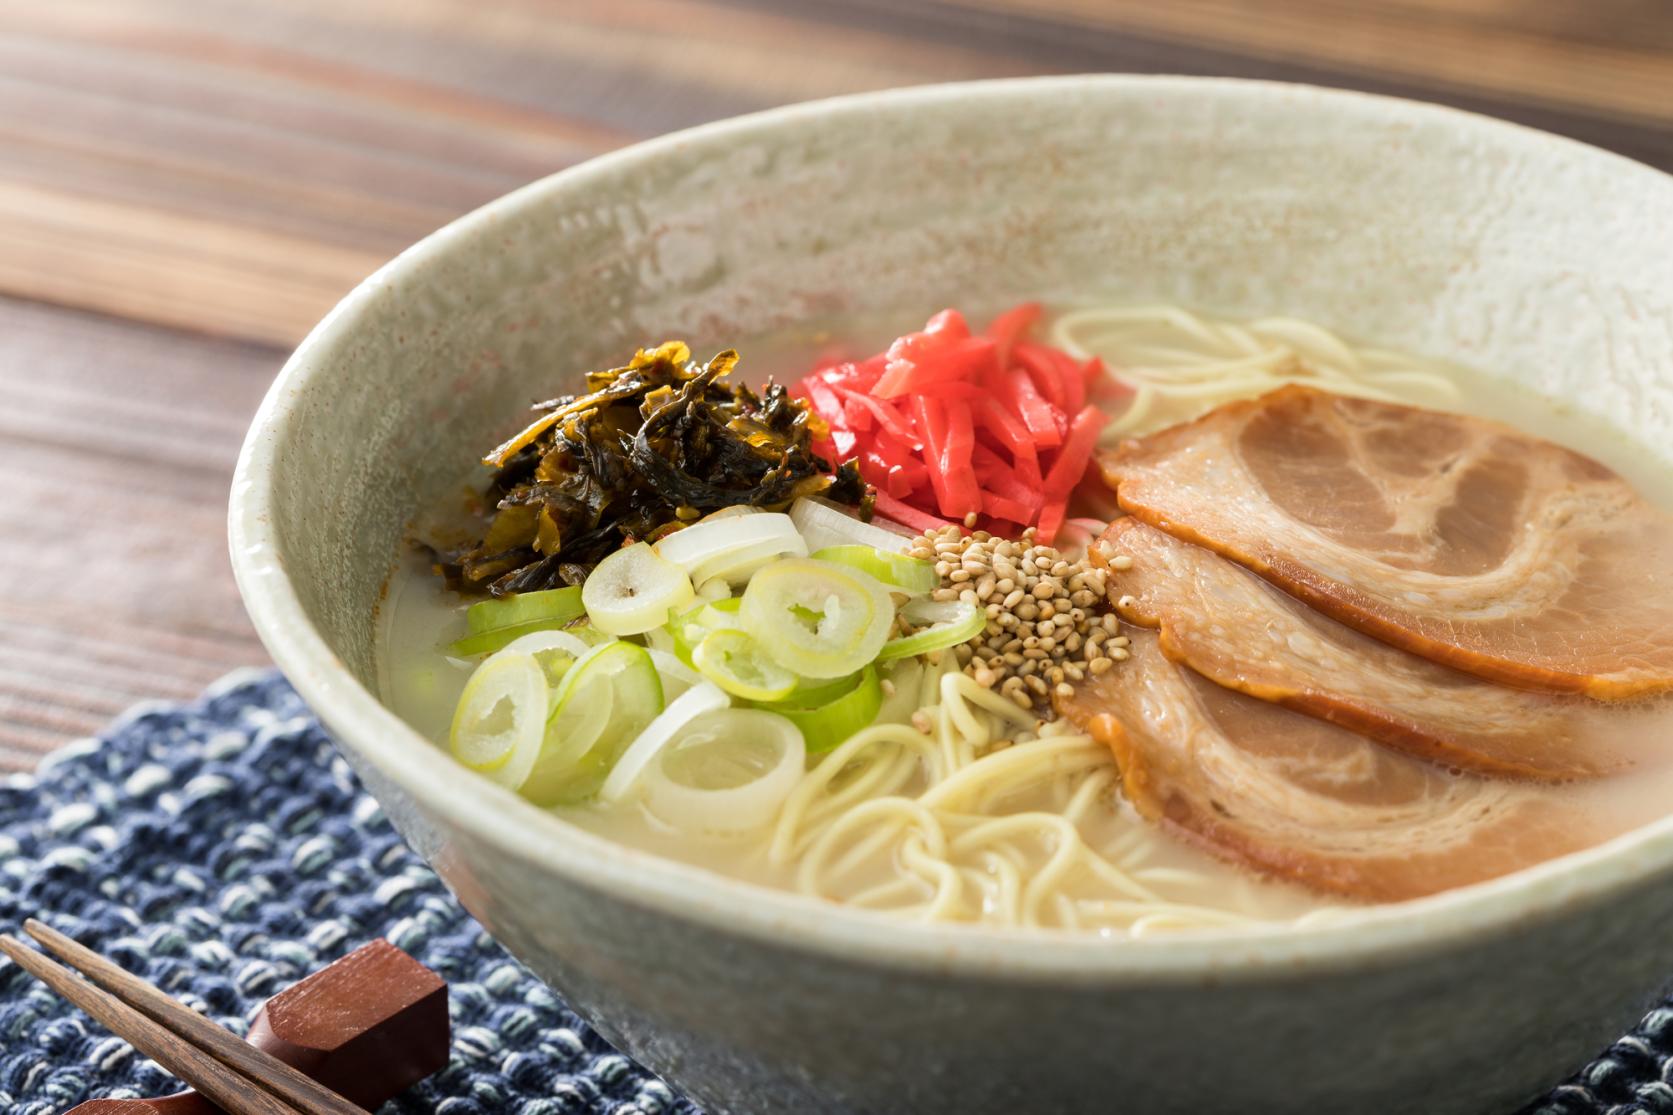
[{"left": 910, "top": 525, "right": 1131, "bottom": 714}]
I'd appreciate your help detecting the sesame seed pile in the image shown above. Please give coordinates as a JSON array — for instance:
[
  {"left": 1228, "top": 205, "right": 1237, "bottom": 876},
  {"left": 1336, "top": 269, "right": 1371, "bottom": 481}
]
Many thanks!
[{"left": 905, "top": 524, "right": 1133, "bottom": 714}]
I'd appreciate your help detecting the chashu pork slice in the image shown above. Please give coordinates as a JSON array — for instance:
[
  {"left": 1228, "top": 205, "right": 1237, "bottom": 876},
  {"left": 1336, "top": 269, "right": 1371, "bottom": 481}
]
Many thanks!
[
  {"left": 1103, "top": 384, "right": 1673, "bottom": 699},
  {"left": 1102, "top": 517, "right": 1666, "bottom": 781},
  {"left": 1057, "top": 629, "right": 1627, "bottom": 902}
]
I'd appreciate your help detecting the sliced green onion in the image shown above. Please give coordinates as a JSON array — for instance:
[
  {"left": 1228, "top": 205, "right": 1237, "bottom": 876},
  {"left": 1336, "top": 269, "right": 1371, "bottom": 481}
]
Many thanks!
[
  {"left": 501, "top": 629, "right": 593, "bottom": 658},
  {"left": 751, "top": 665, "right": 881, "bottom": 753},
  {"left": 647, "top": 648, "right": 702, "bottom": 698},
  {"left": 690, "top": 536, "right": 807, "bottom": 587},
  {"left": 654, "top": 512, "right": 805, "bottom": 579},
  {"left": 877, "top": 598, "right": 986, "bottom": 661},
  {"left": 520, "top": 671, "right": 613, "bottom": 801},
  {"left": 498, "top": 629, "right": 593, "bottom": 684},
  {"left": 790, "top": 496, "right": 913, "bottom": 554},
  {"left": 567, "top": 623, "right": 615, "bottom": 646},
  {"left": 696, "top": 505, "right": 759, "bottom": 523},
  {"left": 599, "top": 680, "right": 730, "bottom": 803},
  {"left": 448, "top": 587, "right": 588, "bottom": 657},
  {"left": 811, "top": 545, "right": 938, "bottom": 593},
  {"left": 524, "top": 640, "right": 664, "bottom": 805},
  {"left": 583, "top": 542, "right": 696, "bottom": 636},
  {"left": 447, "top": 623, "right": 543, "bottom": 659},
  {"left": 695, "top": 577, "right": 734, "bottom": 603},
  {"left": 642, "top": 709, "right": 806, "bottom": 834},
  {"left": 449, "top": 651, "right": 548, "bottom": 775},
  {"left": 740, "top": 558, "right": 895, "bottom": 679},
  {"left": 669, "top": 596, "right": 745, "bottom": 665},
  {"left": 642, "top": 625, "right": 678, "bottom": 655},
  {"left": 783, "top": 671, "right": 865, "bottom": 706},
  {"left": 466, "top": 587, "right": 585, "bottom": 634},
  {"left": 693, "top": 629, "right": 798, "bottom": 702},
  {"left": 705, "top": 596, "right": 744, "bottom": 618}
]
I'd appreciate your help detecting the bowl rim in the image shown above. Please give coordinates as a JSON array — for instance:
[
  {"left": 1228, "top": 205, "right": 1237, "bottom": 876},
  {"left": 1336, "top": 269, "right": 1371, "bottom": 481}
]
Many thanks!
[{"left": 230, "top": 72, "right": 1673, "bottom": 984}]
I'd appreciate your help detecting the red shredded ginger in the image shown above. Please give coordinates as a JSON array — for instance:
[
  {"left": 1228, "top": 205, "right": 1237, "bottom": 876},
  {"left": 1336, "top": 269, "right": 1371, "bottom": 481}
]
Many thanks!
[{"left": 796, "top": 305, "right": 1131, "bottom": 544}]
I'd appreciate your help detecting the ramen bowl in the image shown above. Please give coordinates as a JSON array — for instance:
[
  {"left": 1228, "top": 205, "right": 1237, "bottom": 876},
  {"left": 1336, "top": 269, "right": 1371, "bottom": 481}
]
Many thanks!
[{"left": 229, "top": 76, "right": 1673, "bottom": 1114}]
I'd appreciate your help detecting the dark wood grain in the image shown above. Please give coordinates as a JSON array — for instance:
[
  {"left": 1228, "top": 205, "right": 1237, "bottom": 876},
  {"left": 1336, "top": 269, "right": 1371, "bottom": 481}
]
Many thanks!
[
  {"left": 0, "top": 0, "right": 1669, "bottom": 769},
  {"left": 0, "top": 299, "right": 275, "bottom": 764},
  {"left": 774, "top": 0, "right": 1673, "bottom": 169}
]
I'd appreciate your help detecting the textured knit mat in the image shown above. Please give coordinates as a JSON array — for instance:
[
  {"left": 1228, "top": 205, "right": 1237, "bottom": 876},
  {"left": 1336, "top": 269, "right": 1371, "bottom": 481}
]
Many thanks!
[{"left": 1, "top": 673, "right": 1671, "bottom": 1115}]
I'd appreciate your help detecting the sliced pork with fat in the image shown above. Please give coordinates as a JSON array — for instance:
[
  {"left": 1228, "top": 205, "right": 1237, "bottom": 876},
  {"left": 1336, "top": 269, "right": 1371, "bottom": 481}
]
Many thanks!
[
  {"left": 1102, "top": 517, "right": 1658, "bottom": 781},
  {"left": 1057, "top": 630, "right": 1623, "bottom": 902},
  {"left": 1104, "top": 385, "right": 1673, "bottom": 699}
]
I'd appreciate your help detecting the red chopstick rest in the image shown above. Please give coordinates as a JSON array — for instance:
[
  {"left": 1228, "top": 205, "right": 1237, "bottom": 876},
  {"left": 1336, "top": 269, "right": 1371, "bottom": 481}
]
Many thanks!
[{"left": 64, "top": 938, "right": 450, "bottom": 1114}]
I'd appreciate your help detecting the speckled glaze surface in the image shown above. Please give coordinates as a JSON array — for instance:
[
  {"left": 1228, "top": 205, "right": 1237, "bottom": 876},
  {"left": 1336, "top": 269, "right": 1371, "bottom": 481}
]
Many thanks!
[{"left": 230, "top": 77, "right": 1673, "bottom": 1115}]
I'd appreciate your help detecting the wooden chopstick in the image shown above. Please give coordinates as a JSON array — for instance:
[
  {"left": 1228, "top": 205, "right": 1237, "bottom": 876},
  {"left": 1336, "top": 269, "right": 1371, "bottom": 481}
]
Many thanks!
[
  {"left": 0, "top": 933, "right": 308, "bottom": 1115},
  {"left": 2, "top": 922, "right": 370, "bottom": 1115},
  {"left": 22, "top": 920, "right": 371, "bottom": 1115}
]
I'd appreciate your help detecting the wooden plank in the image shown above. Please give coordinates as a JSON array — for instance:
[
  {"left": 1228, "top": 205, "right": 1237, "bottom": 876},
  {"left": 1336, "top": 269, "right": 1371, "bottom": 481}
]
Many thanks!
[
  {"left": 0, "top": 298, "right": 275, "bottom": 765},
  {"left": 950, "top": 0, "right": 1673, "bottom": 126},
  {"left": 3, "top": 0, "right": 1671, "bottom": 350},
  {"left": 0, "top": 180, "right": 388, "bottom": 349},
  {"left": 0, "top": 0, "right": 1007, "bottom": 345},
  {"left": 0, "top": 0, "right": 1110, "bottom": 344},
  {"left": 757, "top": 0, "right": 1673, "bottom": 170}
]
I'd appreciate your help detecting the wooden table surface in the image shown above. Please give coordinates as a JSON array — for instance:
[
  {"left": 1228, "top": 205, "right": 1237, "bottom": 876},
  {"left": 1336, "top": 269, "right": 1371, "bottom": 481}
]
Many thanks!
[{"left": 3, "top": 0, "right": 1671, "bottom": 770}]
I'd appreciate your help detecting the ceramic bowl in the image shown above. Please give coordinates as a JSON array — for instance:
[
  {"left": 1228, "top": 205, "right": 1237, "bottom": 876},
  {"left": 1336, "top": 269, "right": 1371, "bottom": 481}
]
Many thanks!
[{"left": 229, "top": 76, "right": 1673, "bottom": 1115}]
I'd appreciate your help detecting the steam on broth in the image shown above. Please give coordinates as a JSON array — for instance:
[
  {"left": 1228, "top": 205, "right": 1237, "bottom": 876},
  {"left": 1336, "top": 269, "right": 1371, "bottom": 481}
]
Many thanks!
[{"left": 378, "top": 303, "right": 1673, "bottom": 935}]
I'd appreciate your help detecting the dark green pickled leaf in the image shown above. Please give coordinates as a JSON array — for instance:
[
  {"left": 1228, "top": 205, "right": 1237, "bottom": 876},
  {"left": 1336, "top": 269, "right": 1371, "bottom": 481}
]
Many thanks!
[{"left": 438, "top": 342, "right": 872, "bottom": 595}]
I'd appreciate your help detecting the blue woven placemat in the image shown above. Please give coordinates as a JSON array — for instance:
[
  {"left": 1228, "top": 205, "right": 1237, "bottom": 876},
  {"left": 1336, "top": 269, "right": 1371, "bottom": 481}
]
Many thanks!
[
  {"left": 0, "top": 672, "right": 1669, "bottom": 1115},
  {"left": 0, "top": 672, "right": 696, "bottom": 1115}
]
